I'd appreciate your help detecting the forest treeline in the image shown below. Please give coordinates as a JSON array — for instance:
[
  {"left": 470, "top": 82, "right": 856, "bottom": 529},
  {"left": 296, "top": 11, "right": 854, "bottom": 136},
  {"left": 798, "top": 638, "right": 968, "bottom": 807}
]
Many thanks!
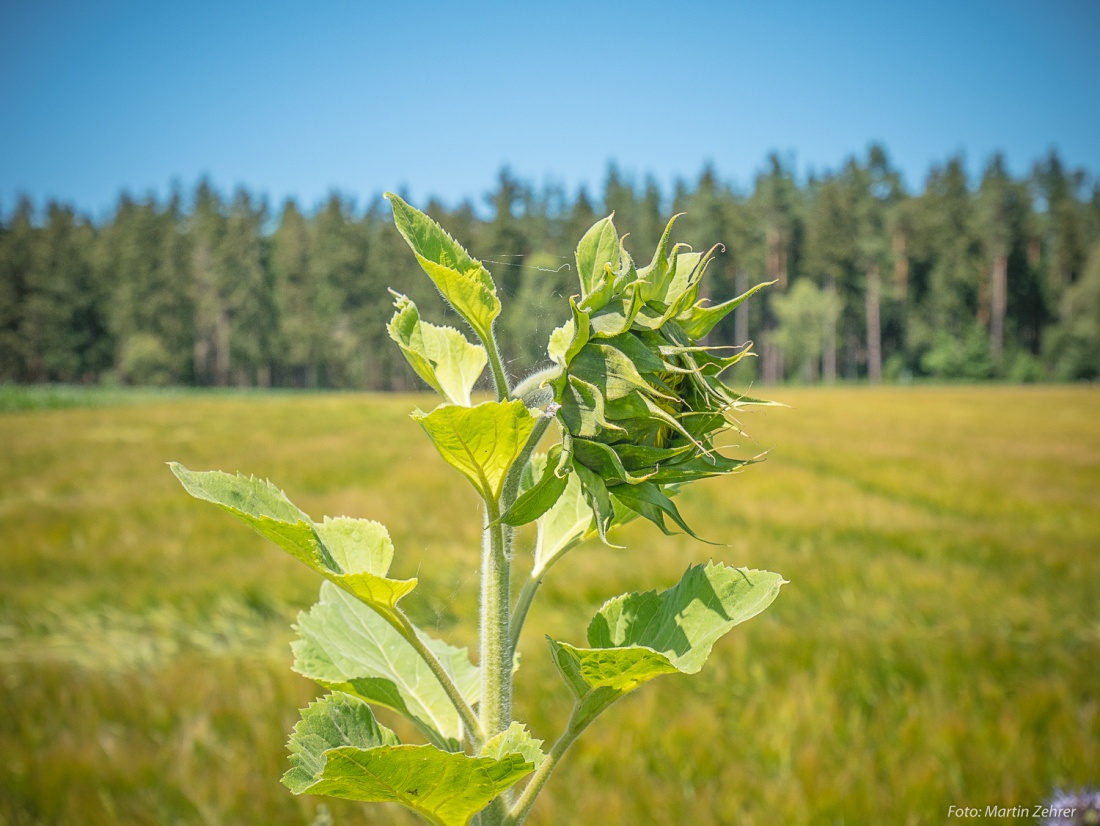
[{"left": 2, "top": 145, "right": 1099, "bottom": 390}]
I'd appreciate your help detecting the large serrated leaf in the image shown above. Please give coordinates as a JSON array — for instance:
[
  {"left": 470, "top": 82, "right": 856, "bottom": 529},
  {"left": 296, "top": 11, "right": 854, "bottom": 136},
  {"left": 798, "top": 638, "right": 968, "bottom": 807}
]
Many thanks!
[
  {"left": 284, "top": 693, "right": 533, "bottom": 826},
  {"left": 284, "top": 691, "right": 400, "bottom": 793},
  {"left": 169, "top": 464, "right": 417, "bottom": 626},
  {"left": 479, "top": 722, "right": 546, "bottom": 770},
  {"left": 294, "top": 582, "right": 479, "bottom": 751},
  {"left": 412, "top": 399, "right": 538, "bottom": 502},
  {"left": 548, "top": 563, "right": 784, "bottom": 727},
  {"left": 387, "top": 292, "right": 487, "bottom": 406},
  {"left": 386, "top": 193, "right": 501, "bottom": 342}
]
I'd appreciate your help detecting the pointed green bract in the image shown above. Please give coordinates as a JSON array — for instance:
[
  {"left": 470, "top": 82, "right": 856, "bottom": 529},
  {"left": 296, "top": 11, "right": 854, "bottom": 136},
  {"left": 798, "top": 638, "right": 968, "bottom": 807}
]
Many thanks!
[
  {"left": 499, "top": 445, "right": 571, "bottom": 527},
  {"left": 413, "top": 399, "right": 539, "bottom": 502},
  {"left": 479, "top": 722, "right": 546, "bottom": 770},
  {"left": 548, "top": 297, "right": 591, "bottom": 368},
  {"left": 548, "top": 564, "right": 785, "bottom": 727},
  {"left": 284, "top": 693, "right": 533, "bottom": 826},
  {"left": 677, "top": 280, "right": 774, "bottom": 340},
  {"left": 533, "top": 458, "right": 594, "bottom": 575},
  {"left": 388, "top": 292, "right": 487, "bottom": 406},
  {"left": 293, "top": 582, "right": 479, "bottom": 751},
  {"left": 169, "top": 464, "right": 416, "bottom": 625},
  {"left": 574, "top": 214, "right": 619, "bottom": 297},
  {"left": 385, "top": 192, "right": 501, "bottom": 343}
]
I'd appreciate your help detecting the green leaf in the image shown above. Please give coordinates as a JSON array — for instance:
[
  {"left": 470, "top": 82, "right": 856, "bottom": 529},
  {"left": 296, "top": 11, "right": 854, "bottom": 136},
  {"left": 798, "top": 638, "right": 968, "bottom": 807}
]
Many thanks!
[
  {"left": 169, "top": 464, "right": 417, "bottom": 624},
  {"left": 170, "top": 462, "right": 328, "bottom": 565},
  {"left": 548, "top": 563, "right": 784, "bottom": 727},
  {"left": 533, "top": 464, "right": 594, "bottom": 575},
  {"left": 386, "top": 193, "right": 501, "bottom": 342},
  {"left": 387, "top": 292, "right": 487, "bottom": 406},
  {"left": 413, "top": 399, "right": 538, "bottom": 501},
  {"left": 284, "top": 693, "right": 533, "bottom": 826},
  {"left": 601, "top": 331, "right": 668, "bottom": 374},
  {"left": 499, "top": 445, "right": 570, "bottom": 527},
  {"left": 574, "top": 215, "right": 619, "bottom": 297},
  {"left": 284, "top": 692, "right": 399, "bottom": 793},
  {"left": 479, "top": 722, "right": 546, "bottom": 770},
  {"left": 294, "top": 582, "right": 479, "bottom": 751}
]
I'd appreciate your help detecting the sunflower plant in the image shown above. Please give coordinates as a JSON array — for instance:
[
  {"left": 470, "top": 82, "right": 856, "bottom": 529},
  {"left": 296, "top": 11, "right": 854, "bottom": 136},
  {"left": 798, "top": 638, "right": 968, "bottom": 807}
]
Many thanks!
[{"left": 171, "top": 195, "right": 784, "bottom": 826}]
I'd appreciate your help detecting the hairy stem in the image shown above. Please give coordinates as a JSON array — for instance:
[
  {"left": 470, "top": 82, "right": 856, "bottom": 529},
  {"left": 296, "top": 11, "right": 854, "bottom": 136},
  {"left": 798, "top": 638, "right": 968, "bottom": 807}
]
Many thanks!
[
  {"left": 484, "top": 327, "right": 511, "bottom": 402},
  {"left": 479, "top": 500, "right": 511, "bottom": 826},
  {"left": 395, "top": 611, "right": 484, "bottom": 749},
  {"left": 508, "top": 576, "right": 542, "bottom": 654},
  {"left": 480, "top": 502, "right": 511, "bottom": 738}
]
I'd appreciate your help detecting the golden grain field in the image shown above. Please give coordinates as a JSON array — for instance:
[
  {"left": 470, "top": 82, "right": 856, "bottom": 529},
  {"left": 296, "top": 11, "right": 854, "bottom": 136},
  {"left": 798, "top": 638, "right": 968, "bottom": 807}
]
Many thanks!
[{"left": 1, "top": 386, "right": 1097, "bottom": 825}]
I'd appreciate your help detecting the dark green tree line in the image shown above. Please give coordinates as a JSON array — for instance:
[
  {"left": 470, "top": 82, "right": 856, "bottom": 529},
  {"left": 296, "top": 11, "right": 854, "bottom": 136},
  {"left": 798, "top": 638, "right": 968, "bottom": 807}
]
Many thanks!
[{"left": 2, "top": 148, "right": 1098, "bottom": 389}]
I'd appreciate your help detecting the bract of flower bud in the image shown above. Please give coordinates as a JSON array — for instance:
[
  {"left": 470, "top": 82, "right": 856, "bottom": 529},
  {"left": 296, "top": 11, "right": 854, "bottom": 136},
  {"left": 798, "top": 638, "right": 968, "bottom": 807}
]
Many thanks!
[{"left": 546, "top": 214, "right": 773, "bottom": 542}]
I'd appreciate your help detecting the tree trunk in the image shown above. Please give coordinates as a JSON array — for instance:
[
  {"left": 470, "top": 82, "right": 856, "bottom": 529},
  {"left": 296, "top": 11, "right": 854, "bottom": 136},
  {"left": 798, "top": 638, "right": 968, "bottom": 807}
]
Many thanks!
[
  {"left": 865, "top": 263, "right": 882, "bottom": 383},
  {"left": 762, "top": 339, "right": 780, "bottom": 383},
  {"left": 823, "top": 275, "right": 837, "bottom": 383},
  {"left": 977, "top": 264, "right": 991, "bottom": 327},
  {"left": 734, "top": 267, "right": 749, "bottom": 347},
  {"left": 766, "top": 225, "right": 785, "bottom": 289},
  {"left": 215, "top": 306, "right": 230, "bottom": 387},
  {"left": 892, "top": 229, "right": 908, "bottom": 301},
  {"left": 991, "top": 246, "right": 1008, "bottom": 367}
]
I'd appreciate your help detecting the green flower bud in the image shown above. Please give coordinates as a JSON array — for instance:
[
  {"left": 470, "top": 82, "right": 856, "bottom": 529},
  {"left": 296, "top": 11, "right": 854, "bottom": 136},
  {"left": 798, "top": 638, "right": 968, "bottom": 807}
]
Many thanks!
[{"left": 546, "top": 214, "right": 773, "bottom": 542}]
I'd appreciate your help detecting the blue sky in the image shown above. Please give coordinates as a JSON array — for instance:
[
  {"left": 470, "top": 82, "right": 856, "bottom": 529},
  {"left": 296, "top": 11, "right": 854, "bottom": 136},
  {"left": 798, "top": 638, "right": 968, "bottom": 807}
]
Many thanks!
[{"left": 1, "top": 0, "right": 1098, "bottom": 218}]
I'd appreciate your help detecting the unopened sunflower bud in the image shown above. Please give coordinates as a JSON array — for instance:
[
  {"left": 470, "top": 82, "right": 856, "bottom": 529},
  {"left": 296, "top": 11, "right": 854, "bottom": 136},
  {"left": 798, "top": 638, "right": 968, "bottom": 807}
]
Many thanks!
[{"left": 548, "top": 214, "right": 775, "bottom": 542}]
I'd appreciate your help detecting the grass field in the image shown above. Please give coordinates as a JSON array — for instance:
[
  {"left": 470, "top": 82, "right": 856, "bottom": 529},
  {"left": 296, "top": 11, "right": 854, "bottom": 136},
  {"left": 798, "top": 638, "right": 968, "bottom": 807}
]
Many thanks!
[{"left": 1, "top": 386, "right": 1097, "bottom": 825}]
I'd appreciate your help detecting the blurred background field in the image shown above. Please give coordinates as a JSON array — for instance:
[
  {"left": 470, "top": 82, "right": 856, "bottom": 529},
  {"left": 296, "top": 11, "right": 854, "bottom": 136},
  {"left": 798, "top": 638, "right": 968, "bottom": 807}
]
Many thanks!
[{"left": 1, "top": 385, "right": 1097, "bottom": 825}]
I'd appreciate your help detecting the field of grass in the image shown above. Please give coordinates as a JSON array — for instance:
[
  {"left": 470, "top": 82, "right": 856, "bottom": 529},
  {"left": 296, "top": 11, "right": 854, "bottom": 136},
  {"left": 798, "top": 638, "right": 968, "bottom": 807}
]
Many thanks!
[{"left": 1, "top": 386, "right": 1097, "bottom": 825}]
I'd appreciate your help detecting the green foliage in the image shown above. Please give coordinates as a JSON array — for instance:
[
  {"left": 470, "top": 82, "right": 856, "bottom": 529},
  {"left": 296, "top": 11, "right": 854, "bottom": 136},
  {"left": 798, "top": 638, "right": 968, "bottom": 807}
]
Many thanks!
[
  {"left": 284, "top": 692, "right": 534, "bottom": 826},
  {"left": 548, "top": 564, "right": 784, "bottom": 728},
  {"left": 170, "top": 464, "right": 417, "bottom": 626},
  {"left": 413, "top": 400, "right": 539, "bottom": 502},
  {"left": 1044, "top": 242, "right": 1100, "bottom": 380},
  {"left": 771, "top": 280, "right": 841, "bottom": 382},
  {"left": 169, "top": 198, "right": 784, "bottom": 824},
  {"left": 4, "top": 149, "right": 1100, "bottom": 388},
  {"left": 386, "top": 193, "right": 501, "bottom": 346},
  {"left": 293, "top": 582, "right": 479, "bottom": 751},
  {"left": 388, "top": 292, "right": 487, "bottom": 406}
]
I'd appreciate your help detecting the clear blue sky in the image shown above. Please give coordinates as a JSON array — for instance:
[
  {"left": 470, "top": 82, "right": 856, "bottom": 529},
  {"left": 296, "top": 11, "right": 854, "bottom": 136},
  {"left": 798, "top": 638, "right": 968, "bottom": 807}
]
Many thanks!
[{"left": 1, "top": 0, "right": 1098, "bottom": 218}]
